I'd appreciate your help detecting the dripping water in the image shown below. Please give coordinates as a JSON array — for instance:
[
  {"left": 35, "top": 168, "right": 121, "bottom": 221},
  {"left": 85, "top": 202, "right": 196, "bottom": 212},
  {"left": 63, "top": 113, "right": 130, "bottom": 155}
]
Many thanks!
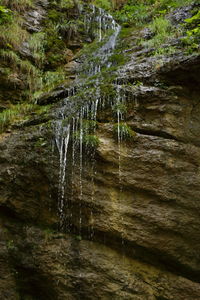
[
  {"left": 54, "top": 4, "right": 121, "bottom": 234},
  {"left": 55, "top": 120, "right": 71, "bottom": 228}
]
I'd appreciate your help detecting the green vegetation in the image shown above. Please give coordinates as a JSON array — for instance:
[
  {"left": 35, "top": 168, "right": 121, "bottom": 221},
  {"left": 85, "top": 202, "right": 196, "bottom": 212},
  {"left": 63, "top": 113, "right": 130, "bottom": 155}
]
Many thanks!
[
  {"left": 114, "top": 2, "right": 150, "bottom": 26},
  {"left": 0, "top": 49, "right": 42, "bottom": 90},
  {"left": 1, "top": 0, "right": 33, "bottom": 11},
  {"left": 73, "top": 130, "right": 100, "bottom": 149},
  {"left": 141, "top": 16, "right": 176, "bottom": 54},
  {"left": 29, "top": 32, "right": 46, "bottom": 67},
  {"left": 0, "top": 0, "right": 82, "bottom": 105},
  {"left": 92, "top": 0, "right": 112, "bottom": 10},
  {"left": 182, "top": 10, "right": 200, "bottom": 53},
  {"left": 113, "top": 122, "right": 136, "bottom": 140},
  {"left": 60, "top": 0, "right": 75, "bottom": 9},
  {"left": 0, "top": 17, "right": 28, "bottom": 49},
  {"left": 42, "top": 69, "right": 67, "bottom": 91},
  {"left": 108, "top": 52, "right": 127, "bottom": 66},
  {"left": 112, "top": 102, "right": 127, "bottom": 115},
  {"left": 122, "top": 1, "right": 198, "bottom": 56},
  {"left": 75, "top": 235, "right": 82, "bottom": 241},
  {"left": 82, "top": 120, "right": 98, "bottom": 133},
  {"left": 72, "top": 119, "right": 99, "bottom": 149},
  {"left": 0, "top": 0, "right": 198, "bottom": 135},
  {"left": 35, "top": 137, "right": 47, "bottom": 148},
  {"left": 83, "top": 134, "right": 100, "bottom": 148},
  {"left": 0, "top": 104, "right": 50, "bottom": 133},
  {"left": 114, "top": 0, "right": 195, "bottom": 26},
  {"left": 0, "top": 2, "right": 42, "bottom": 101},
  {"left": 43, "top": 228, "right": 54, "bottom": 241},
  {"left": 0, "top": 5, "right": 12, "bottom": 24},
  {"left": 100, "top": 83, "right": 116, "bottom": 97},
  {"left": 6, "top": 239, "right": 16, "bottom": 251}
]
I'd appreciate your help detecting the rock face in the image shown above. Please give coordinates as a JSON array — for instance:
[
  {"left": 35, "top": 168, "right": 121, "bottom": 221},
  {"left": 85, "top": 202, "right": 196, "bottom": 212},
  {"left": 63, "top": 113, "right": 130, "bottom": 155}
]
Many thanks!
[
  {"left": 24, "top": 1, "right": 48, "bottom": 33},
  {"left": 0, "top": 1, "right": 200, "bottom": 299},
  {"left": 0, "top": 49, "right": 200, "bottom": 299}
]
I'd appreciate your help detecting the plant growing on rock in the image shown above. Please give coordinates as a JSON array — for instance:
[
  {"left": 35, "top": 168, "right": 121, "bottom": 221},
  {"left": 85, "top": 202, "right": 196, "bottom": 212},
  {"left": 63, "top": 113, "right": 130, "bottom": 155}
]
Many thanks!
[
  {"left": 60, "top": 0, "right": 75, "bottom": 9},
  {"left": 142, "top": 16, "right": 174, "bottom": 49},
  {"left": 29, "top": 32, "right": 46, "bottom": 67},
  {"left": 82, "top": 119, "right": 98, "bottom": 133},
  {"left": 42, "top": 69, "right": 66, "bottom": 91},
  {"left": 100, "top": 83, "right": 117, "bottom": 98},
  {"left": 0, "top": 5, "right": 12, "bottom": 24},
  {"left": 112, "top": 102, "right": 127, "bottom": 115},
  {"left": 92, "top": 0, "right": 112, "bottom": 10},
  {"left": 0, "top": 103, "right": 50, "bottom": 133},
  {"left": 0, "top": 19, "right": 28, "bottom": 49},
  {"left": 181, "top": 10, "right": 200, "bottom": 53},
  {"left": 108, "top": 52, "right": 127, "bottom": 66},
  {"left": 83, "top": 134, "right": 100, "bottom": 149},
  {"left": 114, "top": 2, "right": 150, "bottom": 26},
  {"left": 1, "top": 0, "right": 33, "bottom": 12},
  {"left": 113, "top": 122, "right": 136, "bottom": 140}
]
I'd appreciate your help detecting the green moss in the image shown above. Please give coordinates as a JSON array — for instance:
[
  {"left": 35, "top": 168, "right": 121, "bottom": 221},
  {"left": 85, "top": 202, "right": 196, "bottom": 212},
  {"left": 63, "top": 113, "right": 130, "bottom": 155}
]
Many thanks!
[
  {"left": 48, "top": 9, "right": 62, "bottom": 22},
  {"left": 0, "top": 48, "right": 42, "bottom": 92},
  {"left": 181, "top": 10, "right": 200, "bottom": 54},
  {"left": 100, "top": 83, "right": 116, "bottom": 98},
  {"left": 112, "top": 102, "right": 127, "bottom": 115},
  {"left": 0, "top": 103, "right": 51, "bottom": 133},
  {"left": 82, "top": 119, "right": 97, "bottom": 133},
  {"left": 0, "top": 19, "right": 28, "bottom": 49},
  {"left": 29, "top": 32, "right": 46, "bottom": 67},
  {"left": 83, "top": 134, "right": 100, "bottom": 148},
  {"left": 114, "top": 0, "right": 194, "bottom": 28},
  {"left": 6, "top": 239, "right": 16, "bottom": 251},
  {"left": 98, "top": 68, "right": 117, "bottom": 86},
  {"left": 43, "top": 20, "right": 67, "bottom": 68},
  {"left": 119, "top": 27, "right": 134, "bottom": 39},
  {"left": 114, "top": 3, "right": 150, "bottom": 26},
  {"left": 1, "top": 0, "right": 33, "bottom": 12},
  {"left": 34, "top": 137, "right": 47, "bottom": 148},
  {"left": 75, "top": 235, "right": 82, "bottom": 241},
  {"left": 61, "top": 118, "right": 70, "bottom": 127},
  {"left": 43, "top": 228, "right": 55, "bottom": 241},
  {"left": 79, "top": 39, "right": 105, "bottom": 58},
  {"left": 113, "top": 122, "right": 136, "bottom": 140},
  {"left": 60, "top": 0, "right": 75, "bottom": 9},
  {"left": 73, "top": 128, "right": 99, "bottom": 149},
  {"left": 92, "top": 0, "right": 112, "bottom": 10},
  {"left": 36, "top": 104, "right": 52, "bottom": 115},
  {"left": 108, "top": 53, "right": 127, "bottom": 66},
  {"left": 0, "top": 5, "right": 12, "bottom": 24},
  {"left": 0, "top": 104, "right": 34, "bottom": 132},
  {"left": 142, "top": 16, "right": 174, "bottom": 49},
  {"left": 153, "top": 46, "right": 176, "bottom": 56}
]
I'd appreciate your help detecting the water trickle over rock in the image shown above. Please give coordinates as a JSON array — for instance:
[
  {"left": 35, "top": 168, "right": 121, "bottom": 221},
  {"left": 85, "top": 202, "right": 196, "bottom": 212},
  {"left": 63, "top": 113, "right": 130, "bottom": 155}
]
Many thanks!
[
  {"left": 0, "top": 2, "right": 200, "bottom": 299},
  {"left": 54, "top": 5, "right": 122, "bottom": 231}
]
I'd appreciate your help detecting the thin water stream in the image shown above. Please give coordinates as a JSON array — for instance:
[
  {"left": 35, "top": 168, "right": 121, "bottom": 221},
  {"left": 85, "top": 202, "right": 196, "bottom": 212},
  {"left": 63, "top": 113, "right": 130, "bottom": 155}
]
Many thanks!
[{"left": 54, "top": 4, "right": 124, "bottom": 234}]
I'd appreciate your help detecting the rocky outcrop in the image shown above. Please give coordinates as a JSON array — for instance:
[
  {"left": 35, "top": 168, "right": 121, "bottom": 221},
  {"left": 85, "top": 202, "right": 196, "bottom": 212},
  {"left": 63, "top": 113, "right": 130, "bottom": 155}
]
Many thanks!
[
  {"left": 0, "top": 1, "right": 200, "bottom": 299},
  {"left": 0, "top": 47, "right": 200, "bottom": 299},
  {"left": 24, "top": 0, "right": 48, "bottom": 33}
]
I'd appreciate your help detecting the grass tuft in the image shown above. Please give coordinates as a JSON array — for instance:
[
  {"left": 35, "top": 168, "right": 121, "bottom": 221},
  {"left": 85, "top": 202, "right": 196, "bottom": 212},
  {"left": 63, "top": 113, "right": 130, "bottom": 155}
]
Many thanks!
[{"left": 1, "top": 0, "right": 33, "bottom": 12}]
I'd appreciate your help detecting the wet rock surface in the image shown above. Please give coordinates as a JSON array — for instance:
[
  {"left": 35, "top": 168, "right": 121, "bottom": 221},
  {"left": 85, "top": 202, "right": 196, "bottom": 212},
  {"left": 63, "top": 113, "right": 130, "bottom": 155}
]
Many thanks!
[
  {"left": 0, "top": 2, "right": 200, "bottom": 299},
  {"left": 0, "top": 48, "right": 200, "bottom": 299}
]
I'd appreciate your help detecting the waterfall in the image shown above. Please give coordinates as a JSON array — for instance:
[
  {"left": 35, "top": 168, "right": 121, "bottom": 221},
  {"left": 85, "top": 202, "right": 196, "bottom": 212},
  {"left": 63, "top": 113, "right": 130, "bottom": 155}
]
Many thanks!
[
  {"left": 54, "top": 4, "right": 121, "bottom": 231},
  {"left": 55, "top": 120, "right": 71, "bottom": 227}
]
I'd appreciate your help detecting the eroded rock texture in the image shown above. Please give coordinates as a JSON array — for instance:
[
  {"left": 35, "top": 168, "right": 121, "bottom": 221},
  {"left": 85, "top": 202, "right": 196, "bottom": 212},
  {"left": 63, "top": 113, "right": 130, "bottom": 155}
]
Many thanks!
[
  {"left": 0, "top": 0, "right": 200, "bottom": 297},
  {"left": 0, "top": 47, "right": 200, "bottom": 299}
]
